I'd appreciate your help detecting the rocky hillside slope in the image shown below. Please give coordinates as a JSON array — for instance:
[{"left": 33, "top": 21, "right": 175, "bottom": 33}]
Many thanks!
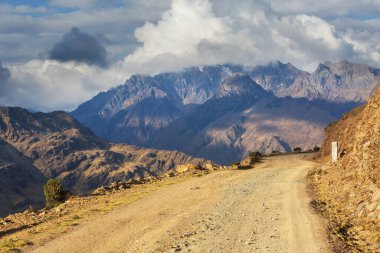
[
  {"left": 72, "top": 60, "right": 379, "bottom": 164},
  {"left": 310, "top": 86, "right": 380, "bottom": 252},
  {"left": 0, "top": 107, "right": 211, "bottom": 217},
  {"left": 0, "top": 140, "right": 46, "bottom": 218}
]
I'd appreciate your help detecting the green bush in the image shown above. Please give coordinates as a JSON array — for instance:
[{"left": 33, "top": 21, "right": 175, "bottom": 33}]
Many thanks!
[{"left": 43, "top": 179, "right": 66, "bottom": 208}]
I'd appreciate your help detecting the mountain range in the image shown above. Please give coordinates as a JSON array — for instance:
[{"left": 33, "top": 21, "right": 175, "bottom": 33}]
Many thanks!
[
  {"left": 0, "top": 107, "right": 210, "bottom": 217},
  {"left": 72, "top": 60, "right": 380, "bottom": 164}
]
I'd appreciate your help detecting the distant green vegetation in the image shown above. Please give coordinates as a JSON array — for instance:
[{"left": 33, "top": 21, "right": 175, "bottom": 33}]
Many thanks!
[{"left": 293, "top": 146, "right": 320, "bottom": 153}]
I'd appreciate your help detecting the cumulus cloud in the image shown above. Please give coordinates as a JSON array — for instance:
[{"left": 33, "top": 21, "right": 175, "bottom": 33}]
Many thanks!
[
  {"left": 119, "top": 0, "right": 356, "bottom": 74},
  {"left": 0, "top": 60, "right": 122, "bottom": 111},
  {"left": 121, "top": 0, "right": 229, "bottom": 74},
  {"left": 49, "top": 27, "right": 108, "bottom": 67}
]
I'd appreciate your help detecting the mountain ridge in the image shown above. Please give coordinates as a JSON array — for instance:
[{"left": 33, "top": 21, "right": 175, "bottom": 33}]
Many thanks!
[{"left": 72, "top": 60, "right": 378, "bottom": 164}]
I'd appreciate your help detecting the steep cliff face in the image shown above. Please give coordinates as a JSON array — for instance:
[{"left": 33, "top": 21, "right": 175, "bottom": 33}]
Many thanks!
[
  {"left": 0, "top": 107, "right": 212, "bottom": 217},
  {"left": 311, "top": 86, "right": 380, "bottom": 252}
]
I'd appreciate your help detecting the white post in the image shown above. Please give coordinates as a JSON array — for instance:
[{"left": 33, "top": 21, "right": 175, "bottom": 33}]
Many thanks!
[{"left": 332, "top": 142, "right": 338, "bottom": 163}]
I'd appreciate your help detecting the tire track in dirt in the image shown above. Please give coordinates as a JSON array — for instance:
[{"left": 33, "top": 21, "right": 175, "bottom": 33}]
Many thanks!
[{"left": 32, "top": 155, "right": 330, "bottom": 253}]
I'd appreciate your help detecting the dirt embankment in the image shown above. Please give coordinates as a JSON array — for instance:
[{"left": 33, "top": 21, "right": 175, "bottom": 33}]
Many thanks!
[{"left": 309, "top": 87, "right": 380, "bottom": 252}]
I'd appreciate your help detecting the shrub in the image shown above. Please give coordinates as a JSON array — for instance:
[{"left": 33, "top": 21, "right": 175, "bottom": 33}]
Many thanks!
[
  {"left": 293, "top": 147, "right": 302, "bottom": 153},
  {"left": 248, "top": 151, "right": 262, "bottom": 164},
  {"left": 249, "top": 151, "right": 262, "bottom": 158},
  {"left": 313, "top": 146, "right": 321, "bottom": 152},
  {"left": 43, "top": 179, "right": 66, "bottom": 208}
]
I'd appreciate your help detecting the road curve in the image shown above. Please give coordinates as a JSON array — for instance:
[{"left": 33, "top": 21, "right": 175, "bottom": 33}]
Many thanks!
[{"left": 32, "top": 155, "right": 331, "bottom": 253}]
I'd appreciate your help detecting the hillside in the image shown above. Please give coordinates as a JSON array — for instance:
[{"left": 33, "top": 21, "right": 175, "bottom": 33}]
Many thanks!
[
  {"left": 0, "top": 107, "right": 212, "bottom": 217},
  {"left": 309, "top": 86, "right": 380, "bottom": 252},
  {"left": 72, "top": 60, "right": 379, "bottom": 164},
  {"left": 0, "top": 140, "right": 46, "bottom": 217}
]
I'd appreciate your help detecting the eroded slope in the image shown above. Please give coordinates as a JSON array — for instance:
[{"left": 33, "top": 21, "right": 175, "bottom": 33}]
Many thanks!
[{"left": 310, "top": 86, "right": 380, "bottom": 252}]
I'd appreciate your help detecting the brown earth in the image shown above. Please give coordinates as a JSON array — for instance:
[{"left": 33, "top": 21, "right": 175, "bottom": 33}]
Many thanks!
[
  {"left": 309, "top": 86, "right": 380, "bottom": 252},
  {"left": 12, "top": 155, "right": 331, "bottom": 253}
]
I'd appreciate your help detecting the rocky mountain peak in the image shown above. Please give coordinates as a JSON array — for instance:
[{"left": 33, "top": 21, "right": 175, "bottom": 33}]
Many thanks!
[
  {"left": 218, "top": 73, "right": 265, "bottom": 97},
  {"left": 248, "top": 61, "right": 308, "bottom": 92},
  {"left": 314, "top": 63, "right": 331, "bottom": 74}
]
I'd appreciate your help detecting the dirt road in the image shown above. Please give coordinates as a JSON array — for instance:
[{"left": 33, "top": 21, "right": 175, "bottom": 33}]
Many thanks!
[{"left": 32, "top": 155, "right": 330, "bottom": 253}]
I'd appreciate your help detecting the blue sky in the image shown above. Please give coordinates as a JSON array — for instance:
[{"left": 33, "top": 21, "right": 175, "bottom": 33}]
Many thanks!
[
  {"left": 0, "top": 0, "right": 75, "bottom": 15},
  {"left": 2, "top": 0, "right": 47, "bottom": 7},
  {"left": 1, "top": 0, "right": 380, "bottom": 111}
]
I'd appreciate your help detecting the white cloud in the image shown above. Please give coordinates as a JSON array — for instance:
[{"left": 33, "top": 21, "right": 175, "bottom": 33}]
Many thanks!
[
  {"left": 0, "top": 60, "right": 123, "bottom": 111},
  {"left": 121, "top": 0, "right": 230, "bottom": 74},
  {"left": 119, "top": 0, "right": 355, "bottom": 74}
]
